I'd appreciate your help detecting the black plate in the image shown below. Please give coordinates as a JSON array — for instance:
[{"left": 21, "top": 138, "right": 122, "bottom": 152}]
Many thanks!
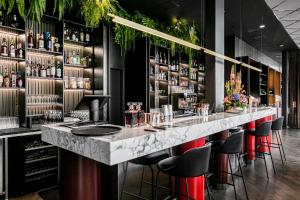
[{"left": 71, "top": 125, "right": 122, "bottom": 136}]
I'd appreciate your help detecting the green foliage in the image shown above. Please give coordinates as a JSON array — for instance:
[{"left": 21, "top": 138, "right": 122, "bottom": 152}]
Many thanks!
[
  {"left": 53, "top": 0, "right": 74, "bottom": 20},
  {"left": 27, "top": 0, "right": 46, "bottom": 23},
  {"left": 80, "top": 0, "right": 116, "bottom": 28}
]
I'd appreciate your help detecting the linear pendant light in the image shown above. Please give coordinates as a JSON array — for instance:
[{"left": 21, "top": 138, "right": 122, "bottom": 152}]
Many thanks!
[{"left": 108, "top": 13, "right": 262, "bottom": 72}]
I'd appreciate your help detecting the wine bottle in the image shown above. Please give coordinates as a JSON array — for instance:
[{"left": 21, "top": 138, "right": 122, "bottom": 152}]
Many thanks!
[
  {"left": 25, "top": 61, "right": 31, "bottom": 77},
  {"left": 80, "top": 28, "right": 84, "bottom": 42},
  {"left": 11, "top": 14, "right": 18, "bottom": 28},
  {"left": 38, "top": 34, "right": 44, "bottom": 49},
  {"left": 16, "top": 42, "right": 23, "bottom": 58},
  {"left": 9, "top": 38, "right": 15, "bottom": 57},
  {"left": 28, "top": 29, "right": 34, "bottom": 48},
  {"left": 54, "top": 38, "right": 60, "bottom": 52},
  {"left": 56, "top": 61, "right": 62, "bottom": 78},
  {"left": 1, "top": 38, "right": 8, "bottom": 56},
  {"left": 50, "top": 60, "right": 55, "bottom": 78},
  {"left": 40, "top": 63, "right": 46, "bottom": 77},
  {"left": 85, "top": 29, "right": 90, "bottom": 42},
  {"left": 46, "top": 60, "right": 51, "bottom": 77},
  {"left": 46, "top": 33, "right": 52, "bottom": 51},
  {"left": 16, "top": 71, "right": 23, "bottom": 88},
  {"left": 11, "top": 70, "right": 16, "bottom": 88}
]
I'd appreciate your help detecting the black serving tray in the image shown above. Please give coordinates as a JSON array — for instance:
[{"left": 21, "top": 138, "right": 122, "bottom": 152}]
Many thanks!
[{"left": 71, "top": 125, "right": 122, "bottom": 136}]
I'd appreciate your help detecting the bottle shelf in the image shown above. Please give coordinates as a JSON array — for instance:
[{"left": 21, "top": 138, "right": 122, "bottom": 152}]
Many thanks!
[
  {"left": 25, "top": 167, "right": 58, "bottom": 177},
  {"left": 0, "top": 87, "right": 25, "bottom": 90},
  {"left": 0, "top": 25, "right": 25, "bottom": 33},
  {"left": 25, "top": 144, "right": 55, "bottom": 152},
  {"left": 27, "top": 48, "right": 63, "bottom": 56},
  {"left": 0, "top": 55, "right": 25, "bottom": 62},
  {"left": 26, "top": 76, "right": 63, "bottom": 81},
  {"left": 27, "top": 103, "right": 63, "bottom": 107},
  {"left": 64, "top": 63, "right": 87, "bottom": 68},
  {"left": 25, "top": 155, "right": 57, "bottom": 164},
  {"left": 64, "top": 39, "right": 91, "bottom": 47}
]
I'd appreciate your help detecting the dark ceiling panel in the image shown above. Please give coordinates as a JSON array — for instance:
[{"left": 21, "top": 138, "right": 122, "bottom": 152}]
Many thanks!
[{"left": 225, "top": 0, "right": 298, "bottom": 64}]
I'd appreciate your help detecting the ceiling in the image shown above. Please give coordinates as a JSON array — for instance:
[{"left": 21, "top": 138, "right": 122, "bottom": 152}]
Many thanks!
[
  {"left": 117, "top": 0, "right": 298, "bottom": 64},
  {"left": 265, "top": 0, "right": 300, "bottom": 48},
  {"left": 225, "top": 0, "right": 298, "bottom": 64}
]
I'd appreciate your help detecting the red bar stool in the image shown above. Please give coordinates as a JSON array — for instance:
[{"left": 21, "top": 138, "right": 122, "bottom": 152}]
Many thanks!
[{"left": 155, "top": 143, "right": 212, "bottom": 200}]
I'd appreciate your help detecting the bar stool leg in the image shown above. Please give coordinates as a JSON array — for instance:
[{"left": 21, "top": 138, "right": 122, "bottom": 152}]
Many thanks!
[
  {"left": 148, "top": 165, "right": 155, "bottom": 199},
  {"left": 155, "top": 170, "right": 161, "bottom": 200},
  {"left": 138, "top": 167, "right": 145, "bottom": 195},
  {"left": 228, "top": 156, "right": 238, "bottom": 200},
  {"left": 277, "top": 130, "right": 287, "bottom": 161},
  {"left": 236, "top": 154, "right": 249, "bottom": 200},
  {"left": 260, "top": 137, "right": 269, "bottom": 180},
  {"left": 266, "top": 136, "right": 276, "bottom": 174},
  {"left": 185, "top": 178, "right": 190, "bottom": 200},
  {"left": 274, "top": 131, "right": 284, "bottom": 165},
  {"left": 204, "top": 175, "right": 212, "bottom": 200}
]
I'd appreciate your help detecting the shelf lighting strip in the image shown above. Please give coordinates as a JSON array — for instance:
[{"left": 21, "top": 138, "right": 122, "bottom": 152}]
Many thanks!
[{"left": 108, "top": 13, "right": 262, "bottom": 72}]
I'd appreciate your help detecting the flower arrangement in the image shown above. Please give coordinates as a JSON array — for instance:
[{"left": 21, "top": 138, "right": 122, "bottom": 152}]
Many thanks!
[{"left": 224, "top": 65, "right": 248, "bottom": 111}]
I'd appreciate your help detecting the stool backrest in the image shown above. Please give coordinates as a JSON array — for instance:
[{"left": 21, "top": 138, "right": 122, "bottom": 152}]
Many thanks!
[
  {"left": 271, "top": 117, "right": 284, "bottom": 130},
  {"left": 219, "top": 130, "right": 244, "bottom": 154},
  {"left": 172, "top": 143, "right": 212, "bottom": 178},
  {"left": 255, "top": 121, "right": 272, "bottom": 136}
]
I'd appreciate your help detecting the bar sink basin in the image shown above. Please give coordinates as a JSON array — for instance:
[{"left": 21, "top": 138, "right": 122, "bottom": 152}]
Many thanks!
[{"left": 71, "top": 125, "right": 122, "bottom": 136}]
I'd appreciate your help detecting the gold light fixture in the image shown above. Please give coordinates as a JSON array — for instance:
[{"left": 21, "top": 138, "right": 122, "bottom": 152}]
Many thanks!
[{"left": 108, "top": 13, "right": 262, "bottom": 72}]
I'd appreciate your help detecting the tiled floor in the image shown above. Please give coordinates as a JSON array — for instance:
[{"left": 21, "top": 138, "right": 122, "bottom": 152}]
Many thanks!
[{"left": 12, "top": 128, "right": 300, "bottom": 200}]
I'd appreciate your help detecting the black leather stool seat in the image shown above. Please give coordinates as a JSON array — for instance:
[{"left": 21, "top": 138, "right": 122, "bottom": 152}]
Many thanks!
[
  {"left": 131, "top": 151, "right": 170, "bottom": 165},
  {"left": 157, "top": 156, "right": 180, "bottom": 176}
]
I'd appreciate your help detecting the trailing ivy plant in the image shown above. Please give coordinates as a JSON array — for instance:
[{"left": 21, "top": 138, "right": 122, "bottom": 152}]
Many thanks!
[{"left": 53, "top": 0, "right": 75, "bottom": 20}]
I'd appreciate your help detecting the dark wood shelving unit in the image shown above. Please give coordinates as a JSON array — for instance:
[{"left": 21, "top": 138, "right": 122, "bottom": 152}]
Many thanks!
[
  {"left": 125, "top": 38, "right": 206, "bottom": 115},
  {"left": 236, "top": 56, "right": 281, "bottom": 106}
]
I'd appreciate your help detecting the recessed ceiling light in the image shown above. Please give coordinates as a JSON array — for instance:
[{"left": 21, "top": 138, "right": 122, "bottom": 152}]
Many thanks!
[
  {"left": 259, "top": 24, "right": 266, "bottom": 29},
  {"left": 279, "top": 44, "right": 284, "bottom": 47}
]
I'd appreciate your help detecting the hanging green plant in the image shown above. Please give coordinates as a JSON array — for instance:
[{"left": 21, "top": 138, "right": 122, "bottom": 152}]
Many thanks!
[
  {"left": 80, "top": 0, "right": 116, "bottom": 28},
  {"left": 27, "top": 0, "right": 46, "bottom": 23},
  {"left": 0, "top": 0, "right": 25, "bottom": 18},
  {"left": 53, "top": 0, "right": 75, "bottom": 20}
]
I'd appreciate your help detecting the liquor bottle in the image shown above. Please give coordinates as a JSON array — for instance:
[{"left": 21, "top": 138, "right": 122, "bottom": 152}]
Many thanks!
[
  {"left": 72, "top": 50, "right": 77, "bottom": 64},
  {"left": 56, "top": 61, "right": 62, "bottom": 78},
  {"left": 159, "top": 52, "right": 162, "bottom": 63},
  {"left": 28, "top": 29, "right": 34, "bottom": 48},
  {"left": 74, "top": 30, "right": 79, "bottom": 42},
  {"left": 63, "top": 23, "right": 67, "bottom": 38},
  {"left": 54, "top": 38, "right": 60, "bottom": 52},
  {"left": 34, "top": 62, "right": 39, "bottom": 77},
  {"left": 155, "top": 51, "right": 159, "bottom": 63},
  {"left": 85, "top": 29, "right": 90, "bottom": 42},
  {"left": 163, "top": 53, "right": 167, "bottom": 64},
  {"left": 46, "top": 60, "right": 51, "bottom": 77},
  {"left": 71, "top": 29, "right": 76, "bottom": 41},
  {"left": 16, "top": 71, "right": 22, "bottom": 87},
  {"left": 46, "top": 33, "right": 52, "bottom": 51},
  {"left": 25, "top": 61, "right": 31, "bottom": 76},
  {"left": 9, "top": 38, "right": 15, "bottom": 57},
  {"left": 0, "top": 11, "right": 3, "bottom": 26},
  {"left": 11, "top": 70, "right": 16, "bottom": 87},
  {"left": 31, "top": 61, "right": 35, "bottom": 77},
  {"left": 3, "top": 68, "right": 10, "bottom": 88},
  {"left": 80, "top": 28, "right": 84, "bottom": 42},
  {"left": 50, "top": 60, "right": 55, "bottom": 78},
  {"left": 0, "top": 70, "right": 3, "bottom": 87},
  {"left": 76, "top": 49, "right": 80, "bottom": 64},
  {"left": 11, "top": 14, "right": 18, "bottom": 28},
  {"left": 38, "top": 34, "right": 44, "bottom": 49},
  {"left": 16, "top": 42, "right": 23, "bottom": 58},
  {"left": 1, "top": 38, "right": 8, "bottom": 56},
  {"left": 67, "top": 51, "right": 73, "bottom": 64},
  {"left": 40, "top": 63, "right": 46, "bottom": 77}
]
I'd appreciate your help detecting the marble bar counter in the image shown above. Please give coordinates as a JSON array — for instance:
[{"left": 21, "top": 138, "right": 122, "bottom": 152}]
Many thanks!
[{"left": 41, "top": 107, "right": 276, "bottom": 166}]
